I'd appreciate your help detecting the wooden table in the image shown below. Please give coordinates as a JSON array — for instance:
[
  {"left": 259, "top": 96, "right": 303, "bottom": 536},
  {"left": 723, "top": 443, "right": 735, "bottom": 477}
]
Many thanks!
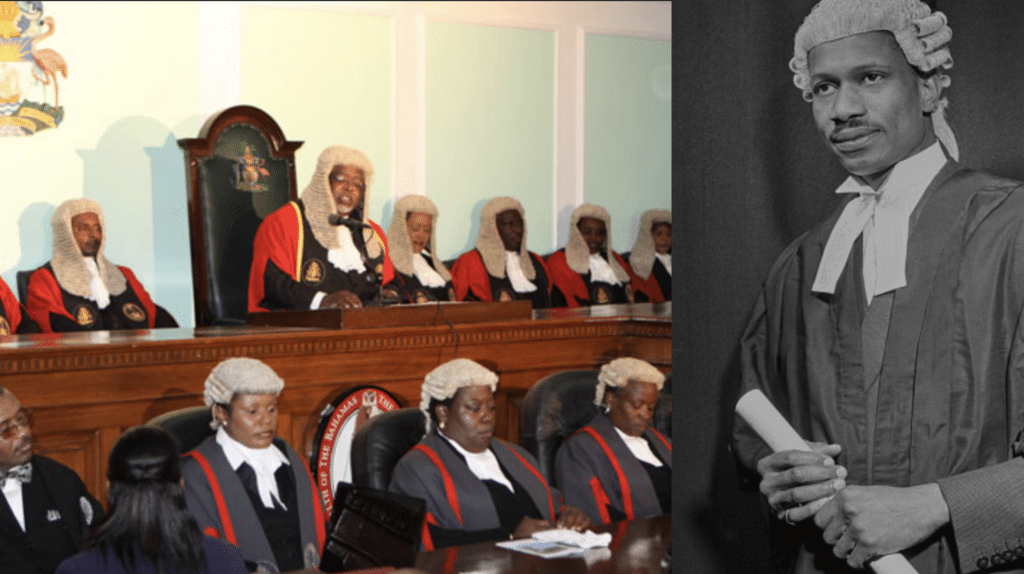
[
  {"left": 285, "top": 515, "right": 671, "bottom": 574},
  {"left": 0, "top": 302, "right": 670, "bottom": 502}
]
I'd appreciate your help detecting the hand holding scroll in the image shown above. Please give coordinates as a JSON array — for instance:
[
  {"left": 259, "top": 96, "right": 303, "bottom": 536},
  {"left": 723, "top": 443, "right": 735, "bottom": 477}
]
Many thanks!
[{"left": 736, "top": 389, "right": 920, "bottom": 574}]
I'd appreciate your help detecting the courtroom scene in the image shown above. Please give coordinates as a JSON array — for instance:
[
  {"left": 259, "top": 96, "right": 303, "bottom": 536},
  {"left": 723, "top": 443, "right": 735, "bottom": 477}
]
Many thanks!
[
  {"left": 0, "top": 3, "right": 671, "bottom": 574},
  {"left": 680, "top": 1, "right": 1024, "bottom": 574}
]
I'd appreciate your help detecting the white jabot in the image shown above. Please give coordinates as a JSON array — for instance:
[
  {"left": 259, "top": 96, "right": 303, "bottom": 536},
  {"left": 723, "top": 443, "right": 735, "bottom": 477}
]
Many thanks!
[
  {"left": 589, "top": 253, "right": 622, "bottom": 285},
  {"left": 1, "top": 476, "right": 25, "bottom": 531},
  {"left": 327, "top": 226, "right": 366, "bottom": 273},
  {"left": 612, "top": 426, "right": 663, "bottom": 467},
  {"left": 505, "top": 251, "right": 537, "bottom": 293},
  {"left": 655, "top": 252, "right": 672, "bottom": 276},
  {"left": 310, "top": 291, "right": 326, "bottom": 310},
  {"left": 216, "top": 427, "right": 290, "bottom": 509},
  {"left": 440, "top": 431, "right": 514, "bottom": 492},
  {"left": 811, "top": 142, "right": 946, "bottom": 303},
  {"left": 413, "top": 251, "right": 446, "bottom": 288},
  {"left": 84, "top": 257, "right": 110, "bottom": 309}
]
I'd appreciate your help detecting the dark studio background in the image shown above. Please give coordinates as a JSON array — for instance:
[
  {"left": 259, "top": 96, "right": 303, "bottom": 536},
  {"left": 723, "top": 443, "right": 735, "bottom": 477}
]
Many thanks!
[{"left": 673, "top": 1, "right": 1024, "bottom": 572}]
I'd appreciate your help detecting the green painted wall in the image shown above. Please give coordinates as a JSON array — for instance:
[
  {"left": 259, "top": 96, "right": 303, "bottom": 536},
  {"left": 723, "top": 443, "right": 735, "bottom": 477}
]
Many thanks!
[
  {"left": 426, "top": 22, "right": 555, "bottom": 260},
  {"left": 584, "top": 34, "right": 671, "bottom": 253},
  {"left": 240, "top": 6, "right": 394, "bottom": 226}
]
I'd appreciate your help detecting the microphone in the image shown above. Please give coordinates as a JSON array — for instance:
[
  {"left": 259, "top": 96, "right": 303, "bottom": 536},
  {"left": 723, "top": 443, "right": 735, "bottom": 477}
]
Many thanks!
[{"left": 328, "top": 214, "right": 371, "bottom": 229}]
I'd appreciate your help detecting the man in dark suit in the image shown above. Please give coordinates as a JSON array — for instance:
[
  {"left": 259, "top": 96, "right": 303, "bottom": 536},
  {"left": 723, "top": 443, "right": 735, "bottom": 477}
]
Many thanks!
[{"left": 0, "top": 387, "right": 103, "bottom": 574}]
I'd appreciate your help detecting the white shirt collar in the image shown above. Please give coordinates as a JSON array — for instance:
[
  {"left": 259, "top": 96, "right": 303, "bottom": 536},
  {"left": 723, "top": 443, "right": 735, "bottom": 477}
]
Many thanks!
[
  {"left": 439, "top": 431, "right": 514, "bottom": 492},
  {"left": 612, "top": 426, "right": 663, "bottom": 467},
  {"left": 215, "top": 427, "right": 289, "bottom": 509},
  {"left": 812, "top": 142, "right": 947, "bottom": 299}
]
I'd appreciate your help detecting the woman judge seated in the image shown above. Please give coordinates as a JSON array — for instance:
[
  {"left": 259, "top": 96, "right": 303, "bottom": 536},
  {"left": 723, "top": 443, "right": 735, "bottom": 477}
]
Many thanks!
[
  {"left": 181, "top": 358, "right": 326, "bottom": 573},
  {"left": 554, "top": 358, "right": 671, "bottom": 525},
  {"left": 450, "top": 197, "right": 552, "bottom": 308},
  {"left": 628, "top": 209, "right": 671, "bottom": 303},
  {"left": 389, "top": 358, "right": 589, "bottom": 550},
  {"left": 57, "top": 426, "right": 247, "bottom": 574},
  {"left": 384, "top": 195, "right": 456, "bottom": 303},
  {"left": 546, "top": 203, "right": 637, "bottom": 307}
]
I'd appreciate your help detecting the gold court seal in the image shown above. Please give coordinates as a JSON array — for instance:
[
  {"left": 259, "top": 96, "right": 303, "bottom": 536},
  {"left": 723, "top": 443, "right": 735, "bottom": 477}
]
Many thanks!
[
  {"left": 497, "top": 288, "right": 514, "bottom": 303},
  {"left": 122, "top": 302, "right": 146, "bottom": 323},
  {"left": 74, "top": 305, "right": 96, "bottom": 327},
  {"left": 303, "top": 260, "right": 324, "bottom": 285},
  {"left": 0, "top": 316, "right": 9, "bottom": 336},
  {"left": 595, "top": 286, "right": 611, "bottom": 304}
]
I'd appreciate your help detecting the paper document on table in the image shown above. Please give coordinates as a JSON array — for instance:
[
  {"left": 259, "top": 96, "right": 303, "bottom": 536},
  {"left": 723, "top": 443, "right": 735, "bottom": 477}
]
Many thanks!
[{"left": 495, "top": 528, "right": 613, "bottom": 559}]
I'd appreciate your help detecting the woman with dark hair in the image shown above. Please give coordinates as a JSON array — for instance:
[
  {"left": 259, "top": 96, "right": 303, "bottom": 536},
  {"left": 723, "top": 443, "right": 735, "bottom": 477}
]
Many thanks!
[{"left": 55, "top": 426, "right": 247, "bottom": 574}]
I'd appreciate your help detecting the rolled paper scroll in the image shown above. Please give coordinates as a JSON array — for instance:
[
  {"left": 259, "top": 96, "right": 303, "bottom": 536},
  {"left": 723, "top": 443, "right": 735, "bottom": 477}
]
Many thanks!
[{"left": 735, "top": 389, "right": 918, "bottom": 574}]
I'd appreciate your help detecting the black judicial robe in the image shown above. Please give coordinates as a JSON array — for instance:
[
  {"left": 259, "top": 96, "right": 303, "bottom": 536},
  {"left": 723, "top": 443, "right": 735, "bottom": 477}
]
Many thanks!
[{"left": 732, "top": 164, "right": 1024, "bottom": 574}]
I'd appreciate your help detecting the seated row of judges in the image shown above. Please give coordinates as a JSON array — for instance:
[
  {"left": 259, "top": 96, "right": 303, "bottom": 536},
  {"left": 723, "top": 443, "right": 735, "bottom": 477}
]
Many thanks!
[
  {"left": 0, "top": 355, "right": 670, "bottom": 573},
  {"left": 0, "top": 143, "right": 670, "bottom": 334}
]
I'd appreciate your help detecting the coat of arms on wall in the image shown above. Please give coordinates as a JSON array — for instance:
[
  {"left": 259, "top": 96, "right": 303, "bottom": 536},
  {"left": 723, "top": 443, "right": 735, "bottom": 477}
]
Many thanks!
[{"left": 0, "top": 1, "right": 66, "bottom": 136}]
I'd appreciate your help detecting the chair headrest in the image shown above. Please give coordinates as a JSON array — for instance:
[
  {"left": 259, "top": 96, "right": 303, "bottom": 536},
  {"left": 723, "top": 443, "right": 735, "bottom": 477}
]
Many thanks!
[{"left": 350, "top": 408, "right": 426, "bottom": 490}]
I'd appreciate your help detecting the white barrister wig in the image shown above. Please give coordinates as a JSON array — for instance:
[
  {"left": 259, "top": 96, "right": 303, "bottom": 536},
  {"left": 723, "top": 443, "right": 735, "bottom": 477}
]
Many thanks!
[
  {"left": 630, "top": 209, "right": 672, "bottom": 280},
  {"left": 419, "top": 358, "right": 499, "bottom": 432},
  {"left": 475, "top": 196, "right": 536, "bottom": 280},
  {"left": 790, "top": 0, "right": 958, "bottom": 159},
  {"left": 51, "top": 198, "right": 127, "bottom": 299},
  {"left": 204, "top": 357, "right": 285, "bottom": 428},
  {"left": 300, "top": 145, "right": 384, "bottom": 259},
  {"left": 387, "top": 194, "right": 451, "bottom": 281},
  {"left": 594, "top": 357, "right": 665, "bottom": 406}
]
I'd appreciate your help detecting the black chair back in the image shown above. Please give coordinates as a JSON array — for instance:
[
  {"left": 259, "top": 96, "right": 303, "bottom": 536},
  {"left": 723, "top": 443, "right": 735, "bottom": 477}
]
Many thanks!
[
  {"left": 146, "top": 405, "right": 215, "bottom": 453},
  {"left": 519, "top": 370, "right": 600, "bottom": 487},
  {"left": 350, "top": 408, "right": 426, "bottom": 490},
  {"left": 178, "top": 105, "right": 302, "bottom": 326},
  {"left": 15, "top": 270, "right": 31, "bottom": 306}
]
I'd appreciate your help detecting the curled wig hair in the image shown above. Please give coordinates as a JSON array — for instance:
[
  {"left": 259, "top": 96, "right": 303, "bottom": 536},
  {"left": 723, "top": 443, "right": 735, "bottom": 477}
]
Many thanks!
[
  {"left": 387, "top": 194, "right": 451, "bottom": 281},
  {"left": 419, "top": 358, "right": 498, "bottom": 433},
  {"left": 300, "top": 145, "right": 384, "bottom": 259},
  {"left": 630, "top": 209, "right": 671, "bottom": 280},
  {"left": 50, "top": 198, "right": 127, "bottom": 300},
  {"left": 475, "top": 196, "right": 535, "bottom": 280},
  {"left": 566, "top": 203, "right": 630, "bottom": 283},
  {"left": 790, "top": 0, "right": 958, "bottom": 159}
]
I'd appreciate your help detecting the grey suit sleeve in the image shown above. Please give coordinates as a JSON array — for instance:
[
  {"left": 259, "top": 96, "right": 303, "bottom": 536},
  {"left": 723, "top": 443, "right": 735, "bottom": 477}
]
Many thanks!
[{"left": 936, "top": 457, "right": 1024, "bottom": 573}]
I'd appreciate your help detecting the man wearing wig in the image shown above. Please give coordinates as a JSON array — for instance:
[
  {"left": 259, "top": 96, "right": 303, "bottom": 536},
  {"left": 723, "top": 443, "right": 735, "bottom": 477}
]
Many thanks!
[
  {"left": 248, "top": 145, "right": 395, "bottom": 312},
  {"left": 732, "top": 1, "right": 1024, "bottom": 573},
  {"left": 181, "top": 358, "right": 325, "bottom": 573},
  {"left": 450, "top": 196, "right": 552, "bottom": 308},
  {"left": 26, "top": 199, "right": 177, "bottom": 332}
]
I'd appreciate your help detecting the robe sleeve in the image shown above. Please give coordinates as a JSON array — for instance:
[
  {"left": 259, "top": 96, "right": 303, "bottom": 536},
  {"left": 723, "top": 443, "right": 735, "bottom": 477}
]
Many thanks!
[
  {"left": 118, "top": 266, "right": 173, "bottom": 328},
  {"left": 545, "top": 250, "right": 587, "bottom": 308},
  {"left": 248, "top": 203, "right": 310, "bottom": 312},
  {"left": 0, "top": 278, "right": 37, "bottom": 334},
  {"left": 25, "top": 267, "right": 76, "bottom": 333},
  {"left": 450, "top": 250, "right": 492, "bottom": 302},
  {"left": 555, "top": 430, "right": 614, "bottom": 525}
]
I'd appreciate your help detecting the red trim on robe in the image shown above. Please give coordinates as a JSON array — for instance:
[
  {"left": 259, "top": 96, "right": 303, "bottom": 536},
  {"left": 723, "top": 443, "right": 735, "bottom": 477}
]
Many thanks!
[
  {"left": 183, "top": 451, "right": 239, "bottom": 546},
  {"left": 588, "top": 476, "right": 612, "bottom": 524},
  {"left": 300, "top": 459, "right": 327, "bottom": 552},
  {"left": 413, "top": 445, "right": 463, "bottom": 526},
  {"left": 632, "top": 270, "right": 666, "bottom": 303},
  {"left": 494, "top": 441, "right": 555, "bottom": 521},
  {"left": 422, "top": 512, "right": 438, "bottom": 552},
  {"left": 0, "top": 277, "right": 24, "bottom": 334},
  {"left": 25, "top": 265, "right": 159, "bottom": 333},
  {"left": 248, "top": 202, "right": 395, "bottom": 312},
  {"left": 450, "top": 250, "right": 550, "bottom": 302},
  {"left": 650, "top": 428, "right": 671, "bottom": 452},
  {"left": 547, "top": 250, "right": 638, "bottom": 308},
  {"left": 581, "top": 426, "right": 635, "bottom": 520}
]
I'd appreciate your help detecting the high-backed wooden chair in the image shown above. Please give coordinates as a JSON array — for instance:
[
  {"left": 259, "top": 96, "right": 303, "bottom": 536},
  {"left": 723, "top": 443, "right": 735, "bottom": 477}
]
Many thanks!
[{"left": 178, "top": 105, "right": 302, "bottom": 326}]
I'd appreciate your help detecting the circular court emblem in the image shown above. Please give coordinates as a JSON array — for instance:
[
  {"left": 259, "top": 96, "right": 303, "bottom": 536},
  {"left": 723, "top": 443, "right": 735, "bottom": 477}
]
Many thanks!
[{"left": 311, "top": 386, "right": 400, "bottom": 516}]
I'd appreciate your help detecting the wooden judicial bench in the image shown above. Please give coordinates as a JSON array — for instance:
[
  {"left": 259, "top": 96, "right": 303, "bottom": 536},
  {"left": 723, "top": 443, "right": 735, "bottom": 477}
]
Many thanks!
[{"left": 0, "top": 301, "right": 670, "bottom": 503}]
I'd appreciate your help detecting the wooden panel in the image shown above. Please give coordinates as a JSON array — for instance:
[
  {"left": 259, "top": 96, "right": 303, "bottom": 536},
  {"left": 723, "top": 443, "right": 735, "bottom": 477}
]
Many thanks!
[{"left": 0, "top": 303, "right": 669, "bottom": 503}]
